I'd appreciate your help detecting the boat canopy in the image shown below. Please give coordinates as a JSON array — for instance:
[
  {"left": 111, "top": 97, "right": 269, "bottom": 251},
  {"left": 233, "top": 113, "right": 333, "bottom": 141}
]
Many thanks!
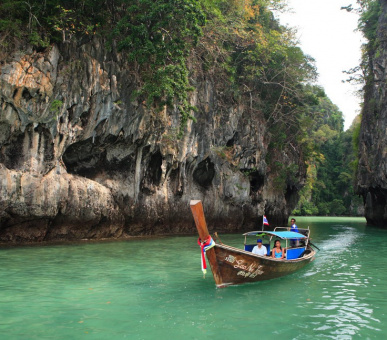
[{"left": 243, "top": 231, "right": 307, "bottom": 239}]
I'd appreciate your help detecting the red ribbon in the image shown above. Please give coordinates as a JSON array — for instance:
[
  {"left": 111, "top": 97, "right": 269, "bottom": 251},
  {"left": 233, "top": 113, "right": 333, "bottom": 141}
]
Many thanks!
[{"left": 198, "top": 235, "right": 213, "bottom": 272}]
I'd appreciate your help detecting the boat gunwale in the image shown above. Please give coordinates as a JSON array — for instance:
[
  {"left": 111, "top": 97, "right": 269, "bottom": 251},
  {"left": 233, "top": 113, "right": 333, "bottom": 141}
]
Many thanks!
[{"left": 214, "top": 243, "right": 316, "bottom": 262}]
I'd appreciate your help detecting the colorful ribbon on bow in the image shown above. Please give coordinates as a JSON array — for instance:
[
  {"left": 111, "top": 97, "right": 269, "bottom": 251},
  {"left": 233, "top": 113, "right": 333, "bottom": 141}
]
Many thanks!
[{"left": 197, "top": 235, "right": 216, "bottom": 277}]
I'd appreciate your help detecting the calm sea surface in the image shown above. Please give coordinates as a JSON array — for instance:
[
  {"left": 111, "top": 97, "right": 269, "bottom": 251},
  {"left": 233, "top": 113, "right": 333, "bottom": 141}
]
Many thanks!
[{"left": 1, "top": 217, "right": 386, "bottom": 339}]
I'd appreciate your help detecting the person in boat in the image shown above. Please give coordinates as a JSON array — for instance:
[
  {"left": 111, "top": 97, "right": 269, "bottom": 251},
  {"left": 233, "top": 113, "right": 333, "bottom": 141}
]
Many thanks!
[
  {"left": 289, "top": 218, "right": 299, "bottom": 247},
  {"left": 252, "top": 239, "right": 267, "bottom": 256},
  {"left": 290, "top": 218, "right": 298, "bottom": 232},
  {"left": 272, "top": 239, "right": 285, "bottom": 259}
]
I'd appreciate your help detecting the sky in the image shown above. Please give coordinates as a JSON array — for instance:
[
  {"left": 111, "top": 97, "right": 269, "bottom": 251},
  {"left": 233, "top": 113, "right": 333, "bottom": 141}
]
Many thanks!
[{"left": 276, "top": 0, "right": 364, "bottom": 130}]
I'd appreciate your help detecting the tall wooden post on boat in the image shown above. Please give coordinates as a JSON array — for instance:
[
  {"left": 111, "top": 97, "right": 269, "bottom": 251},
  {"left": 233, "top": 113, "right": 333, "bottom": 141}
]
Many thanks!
[{"left": 190, "top": 200, "right": 223, "bottom": 287}]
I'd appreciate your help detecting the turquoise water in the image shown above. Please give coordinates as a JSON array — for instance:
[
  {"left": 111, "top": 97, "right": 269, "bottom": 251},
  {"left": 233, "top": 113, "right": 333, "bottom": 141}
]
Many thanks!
[{"left": 1, "top": 217, "right": 386, "bottom": 339}]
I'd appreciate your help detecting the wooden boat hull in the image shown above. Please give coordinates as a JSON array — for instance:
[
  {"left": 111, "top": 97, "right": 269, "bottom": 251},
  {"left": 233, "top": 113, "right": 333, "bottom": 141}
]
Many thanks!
[{"left": 209, "top": 244, "right": 315, "bottom": 288}]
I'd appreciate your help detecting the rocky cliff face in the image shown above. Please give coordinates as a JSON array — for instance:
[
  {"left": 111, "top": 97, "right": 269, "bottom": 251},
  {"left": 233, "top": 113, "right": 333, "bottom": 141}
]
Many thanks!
[
  {"left": 0, "top": 38, "right": 306, "bottom": 243},
  {"left": 357, "top": 0, "right": 387, "bottom": 226}
]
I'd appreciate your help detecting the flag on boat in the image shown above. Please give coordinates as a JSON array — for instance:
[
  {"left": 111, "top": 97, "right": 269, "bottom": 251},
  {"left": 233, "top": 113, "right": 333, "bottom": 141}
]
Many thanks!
[{"left": 263, "top": 215, "right": 269, "bottom": 226}]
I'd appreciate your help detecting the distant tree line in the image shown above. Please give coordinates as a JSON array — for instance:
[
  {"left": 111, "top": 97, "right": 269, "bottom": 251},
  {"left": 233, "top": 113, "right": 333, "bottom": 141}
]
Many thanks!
[
  {"left": 293, "top": 0, "right": 382, "bottom": 216},
  {"left": 291, "top": 85, "right": 363, "bottom": 216}
]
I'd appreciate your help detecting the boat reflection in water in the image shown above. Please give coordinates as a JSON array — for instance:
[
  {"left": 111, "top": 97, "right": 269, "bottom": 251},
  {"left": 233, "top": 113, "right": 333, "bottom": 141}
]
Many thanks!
[{"left": 190, "top": 200, "right": 317, "bottom": 288}]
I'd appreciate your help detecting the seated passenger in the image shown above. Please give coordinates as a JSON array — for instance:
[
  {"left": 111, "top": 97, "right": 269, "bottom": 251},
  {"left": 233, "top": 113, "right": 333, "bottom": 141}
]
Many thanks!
[
  {"left": 252, "top": 239, "right": 267, "bottom": 256},
  {"left": 272, "top": 240, "right": 284, "bottom": 259}
]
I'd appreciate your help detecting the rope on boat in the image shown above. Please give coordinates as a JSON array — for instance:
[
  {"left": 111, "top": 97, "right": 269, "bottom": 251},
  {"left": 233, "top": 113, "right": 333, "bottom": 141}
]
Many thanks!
[{"left": 197, "top": 235, "right": 216, "bottom": 277}]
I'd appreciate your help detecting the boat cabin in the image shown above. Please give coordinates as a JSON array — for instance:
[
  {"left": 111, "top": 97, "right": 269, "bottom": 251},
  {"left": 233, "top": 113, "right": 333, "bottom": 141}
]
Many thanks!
[{"left": 243, "top": 227, "right": 311, "bottom": 260}]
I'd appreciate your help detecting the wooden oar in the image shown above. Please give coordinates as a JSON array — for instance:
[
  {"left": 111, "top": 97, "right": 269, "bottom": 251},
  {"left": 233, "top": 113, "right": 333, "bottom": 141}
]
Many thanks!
[
  {"left": 309, "top": 241, "right": 320, "bottom": 251},
  {"left": 214, "top": 232, "right": 223, "bottom": 244}
]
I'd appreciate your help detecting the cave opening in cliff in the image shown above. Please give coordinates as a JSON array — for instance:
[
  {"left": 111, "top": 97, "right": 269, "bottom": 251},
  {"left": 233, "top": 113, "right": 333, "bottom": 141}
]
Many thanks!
[
  {"left": 1, "top": 125, "right": 54, "bottom": 170},
  {"left": 226, "top": 132, "right": 238, "bottom": 147},
  {"left": 249, "top": 171, "right": 265, "bottom": 192},
  {"left": 285, "top": 184, "right": 298, "bottom": 206},
  {"left": 366, "top": 187, "right": 387, "bottom": 224},
  {"left": 3, "top": 130, "right": 25, "bottom": 169},
  {"left": 62, "top": 138, "right": 106, "bottom": 178},
  {"left": 193, "top": 158, "right": 215, "bottom": 189},
  {"left": 241, "top": 169, "right": 265, "bottom": 203},
  {"left": 34, "top": 125, "right": 55, "bottom": 164},
  {"left": 22, "top": 88, "right": 32, "bottom": 101},
  {"left": 170, "top": 166, "right": 184, "bottom": 196},
  {"left": 147, "top": 150, "right": 163, "bottom": 186},
  {"left": 140, "top": 149, "right": 163, "bottom": 195}
]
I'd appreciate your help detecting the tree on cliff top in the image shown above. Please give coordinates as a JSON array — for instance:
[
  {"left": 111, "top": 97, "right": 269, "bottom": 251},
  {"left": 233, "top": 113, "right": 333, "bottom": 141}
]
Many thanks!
[{"left": 113, "top": 0, "right": 206, "bottom": 134}]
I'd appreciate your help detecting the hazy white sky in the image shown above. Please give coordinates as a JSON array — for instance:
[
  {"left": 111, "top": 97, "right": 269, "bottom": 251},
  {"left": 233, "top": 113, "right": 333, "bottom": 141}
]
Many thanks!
[{"left": 276, "top": 0, "right": 364, "bottom": 130}]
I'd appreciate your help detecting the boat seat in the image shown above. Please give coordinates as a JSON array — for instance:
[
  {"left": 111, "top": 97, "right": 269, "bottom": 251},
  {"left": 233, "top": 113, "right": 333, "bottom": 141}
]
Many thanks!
[
  {"left": 244, "top": 244, "right": 255, "bottom": 252},
  {"left": 264, "top": 243, "right": 270, "bottom": 255},
  {"left": 286, "top": 247, "right": 306, "bottom": 260},
  {"left": 244, "top": 244, "right": 270, "bottom": 255}
]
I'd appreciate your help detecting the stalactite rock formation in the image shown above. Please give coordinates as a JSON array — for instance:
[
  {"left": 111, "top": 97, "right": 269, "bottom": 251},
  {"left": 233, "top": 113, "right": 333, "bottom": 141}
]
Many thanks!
[{"left": 0, "top": 39, "right": 305, "bottom": 243}]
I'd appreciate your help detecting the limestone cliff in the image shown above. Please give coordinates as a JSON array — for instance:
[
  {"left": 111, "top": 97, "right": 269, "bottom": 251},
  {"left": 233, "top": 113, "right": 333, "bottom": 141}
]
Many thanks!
[
  {"left": 356, "top": 0, "right": 387, "bottom": 226},
  {"left": 0, "top": 39, "right": 306, "bottom": 243}
]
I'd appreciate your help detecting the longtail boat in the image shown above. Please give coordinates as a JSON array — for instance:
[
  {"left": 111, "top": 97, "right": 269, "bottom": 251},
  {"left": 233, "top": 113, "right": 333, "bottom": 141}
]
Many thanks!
[{"left": 190, "top": 200, "right": 317, "bottom": 288}]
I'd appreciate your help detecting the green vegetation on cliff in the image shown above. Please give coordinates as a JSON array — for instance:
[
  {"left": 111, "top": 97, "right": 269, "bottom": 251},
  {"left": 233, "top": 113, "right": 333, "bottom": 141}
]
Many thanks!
[
  {"left": 0, "top": 0, "right": 315, "bottom": 133},
  {"left": 1, "top": 0, "right": 365, "bottom": 216}
]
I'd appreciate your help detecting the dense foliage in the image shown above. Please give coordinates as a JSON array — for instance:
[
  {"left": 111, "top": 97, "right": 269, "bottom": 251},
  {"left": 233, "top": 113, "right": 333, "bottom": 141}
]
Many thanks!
[
  {"left": 0, "top": 0, "right": 206, "bottom": 133},
  {"left": 291, "top": 86, "right": 363, "bottom": 216},
  {"left": 0, "top": 0, "right": 316, "bottom": 134}
]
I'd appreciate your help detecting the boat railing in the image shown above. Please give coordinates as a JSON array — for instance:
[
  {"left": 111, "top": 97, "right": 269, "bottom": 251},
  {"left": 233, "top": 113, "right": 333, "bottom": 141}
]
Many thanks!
[
  {"left": 243, "top": 226, "right": 311, "bottom": 252},
  {"left": 272, "top": 226, "right": 311, "bottom": 248},
  {"left": 273, "top": 226, "right": 288, "bottom": 232},
  {"left": 273, "top": 226, "right": 310, "bottom": 238}
]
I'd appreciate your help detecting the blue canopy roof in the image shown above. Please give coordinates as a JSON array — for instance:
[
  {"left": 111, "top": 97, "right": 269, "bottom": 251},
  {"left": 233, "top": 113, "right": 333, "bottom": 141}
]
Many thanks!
[{"left": 243, "top": 231, "right": 307, "bottom": 239}]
